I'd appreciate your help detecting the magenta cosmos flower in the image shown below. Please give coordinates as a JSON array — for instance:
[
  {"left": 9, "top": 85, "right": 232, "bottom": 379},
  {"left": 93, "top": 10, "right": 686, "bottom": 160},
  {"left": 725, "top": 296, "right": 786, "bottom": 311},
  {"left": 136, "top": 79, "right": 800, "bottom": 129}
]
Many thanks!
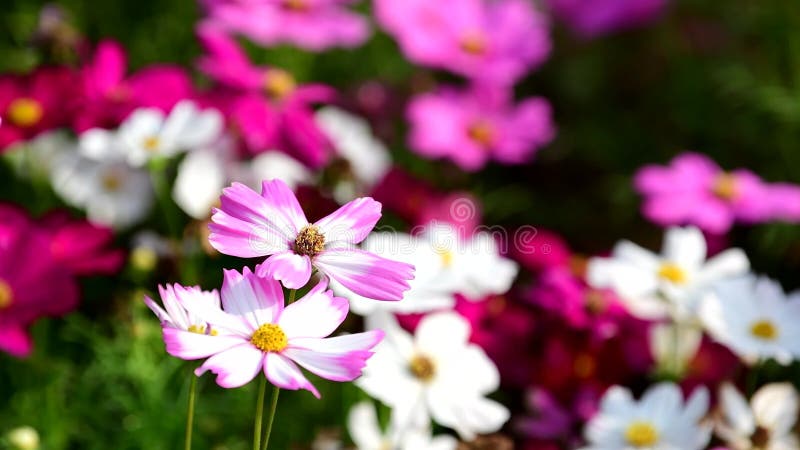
[
  {"left": 547, "top": 0, "right": 668, "bottom": 38},
  {"left": 375, "top": 0, "right": 550, "bottom": 86},
  {"left": 197, "top": 26, "right": 333, "bottom": 168},
  {"left": 0, "top": 204, "right": 79, "bottom": 357},
  {"left": 74, "top": 40, "right": 193, "bottom": 132},
  {"left": 407, "top": 86, "right": 555, "bottom": 171},
  {"left": 0, "top": 67, "right": 74, "bottom": 150},
  {"left": 201, "top": 0, "right": 370, "bottom": 51},
  {"left": 40, "top": 211, "right": 124, "bottom": 276},
  {"left": 634, "top": 152, "right": 800, "bottom": 233},
  {"left": 161, "top": 269, "right": 383, "bottom": 396},
  {"left": 209, "top": 179, "right": 415, "bottom": 300}
]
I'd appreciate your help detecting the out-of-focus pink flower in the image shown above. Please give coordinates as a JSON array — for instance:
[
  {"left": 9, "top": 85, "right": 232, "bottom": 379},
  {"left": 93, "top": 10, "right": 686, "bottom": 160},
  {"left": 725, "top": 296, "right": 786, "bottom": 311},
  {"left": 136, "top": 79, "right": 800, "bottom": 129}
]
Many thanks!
[
  {"left": 375, "top": 0, "right": 551, "bottom": 86},
  {"left": 197, "top": 26, "right": 334, "bottom": 168},
  {"left": 509, "top": 227, "right": 572, "bottom": 272},
  {"left": 634, "top": 152, "right": 800, "bottom": 234},
  {"left": 415, "top": 192, "right": 483, "bottom": 239},
  {"left": 163, "top": 271, "right": 383, "bottom": 396},
  {"left": 74, "top": 40, "right": 193, "bottom": 132},
  {"left": 515, "top": 388, "right": 573, "bottom": 441},
  {"left": 201, "top": 0, "right": 371, "bottom": 51},
  {"left": 408, "top": 86, "right": 555, "bottom": 171},
  {"left": 0, "top": 67, "right": 75, "bottom": 150},
  {"left": 209, "top": 179, "right": 415, "bottom": 300},
  {"left": 547, "top": 0, "right": 668, "bottom": 38},
  {"left": 39, "top": 211, "right": 124, "bottom": 276},
  {"left": 0, "top": 204, "right": 79, "bottom": 357}
]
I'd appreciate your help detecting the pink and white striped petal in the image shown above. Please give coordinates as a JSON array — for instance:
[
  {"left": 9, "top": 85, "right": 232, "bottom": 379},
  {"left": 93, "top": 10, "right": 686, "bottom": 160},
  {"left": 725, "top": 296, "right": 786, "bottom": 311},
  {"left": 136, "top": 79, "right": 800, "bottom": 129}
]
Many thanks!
[
  {"left": 257, "top": 251, "right": 313, "bottom": 289},
  {"left": 195, "top": 343, "right": 265, "bottom": 388},
  {"left": 221, "top": 267, "right": 284, "bottom": 329},
  {"left": 278, "top": 281, "right": 348, "bottom": 339},
  {"left": 315, "top": 248, "right": 414, "bottom": 301},
  {"left": 264, "top": 352, "right": 320, "bottom": 398},
  {"left": 285, "top": 330, "right": 385, "bottom": 382},
  {"left": 314, "top": 197, "right": 382, "bottom": 245}
]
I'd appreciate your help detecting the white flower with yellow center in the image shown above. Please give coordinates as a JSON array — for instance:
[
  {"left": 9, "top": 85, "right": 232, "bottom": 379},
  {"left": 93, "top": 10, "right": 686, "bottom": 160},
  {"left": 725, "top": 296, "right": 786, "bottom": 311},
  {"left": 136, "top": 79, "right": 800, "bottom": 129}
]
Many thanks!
[
  {"left": 699, "top": 275, "right": 800, "bottom": 365},
  {"left": 716, "top": 382, "right": 799, "bottom": 450},
  {"left": 144, "top": 284, "right": 221, "bottom": 335},
  {"left": 80, "top": 100, "right": 223, "bottom": 167},
  {"left": 356, "top": 312, "right": 509, "bottom": 441},
  {"left": 348, "top": 401, "right": 457, "bottom": 450},
  {"left": 587, "top": 226, "right": 749, "bottom": 320},
  {"left": 582, "top": 383, "right": 711, "bottom": 450}
]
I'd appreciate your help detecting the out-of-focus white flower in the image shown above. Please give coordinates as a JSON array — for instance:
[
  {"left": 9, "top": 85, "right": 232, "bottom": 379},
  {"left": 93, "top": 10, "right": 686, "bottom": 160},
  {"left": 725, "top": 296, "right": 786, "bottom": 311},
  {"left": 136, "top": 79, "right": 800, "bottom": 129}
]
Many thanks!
[
  {"left": 315, "top": 107, "right": 391, "bottom": 204},
  {"left": 582, "top": 383, "right": 711, "bottom": 450},
  {"left": 357, "top": 312, "right": 509, "bottom": 440},
  {"left": 587, "top": 226, "right": 749, "bottom": 320},
  {"left": 6, "top": 426, "right": 40, "bottom": 450},
  {"left": 649, "top": 323, "right": 702, "bottom": 376},
  {"left": 173, "top": 137, "right": 311, "bottom": 220},
  {"left": 51, "top": 150, "right": 153, "bottom": 229},
  {"left": 80, "top": 100, "right": 223, "bottom": 167},
  {"left": 699, "top": 275, "right": 800, "bottom": 365},
  {"left": 348, "top": 401, "right": 458, "bottom": 450},
  {"left": 716, "top": 382, "right": 799, "bottom": 450}
]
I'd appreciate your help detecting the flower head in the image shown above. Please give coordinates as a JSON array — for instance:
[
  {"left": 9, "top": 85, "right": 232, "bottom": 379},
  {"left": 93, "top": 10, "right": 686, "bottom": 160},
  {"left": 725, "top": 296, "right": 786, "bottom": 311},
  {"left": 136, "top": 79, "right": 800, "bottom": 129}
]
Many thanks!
[
  {"left": 144, "top": 284, "right": 221, "bottom": 333},
  {"left": 208, "top": 179, "right": 415, "bottom": 301},
  {"left": 163, "top": 269, "right": 383, "bottom": 396},
  {"left": 716, "top": 382, "right": 799, "bottom": 450}
]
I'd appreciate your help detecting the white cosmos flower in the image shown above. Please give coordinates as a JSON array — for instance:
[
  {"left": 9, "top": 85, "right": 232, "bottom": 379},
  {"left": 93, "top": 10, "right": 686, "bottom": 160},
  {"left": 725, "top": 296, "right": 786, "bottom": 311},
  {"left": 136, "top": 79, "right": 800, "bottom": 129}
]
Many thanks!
[
  {"left": 80, "top": 100, "right": 223, "bottom": 167},
  {"left": 587, "top": 226, "right": 749, "bottom": 320},
  {"left": 348, "top": 401, "right": 458, "bottom": 450},
  {"left": 173, "top": 136, "right": 311, "bottom": 220},
  {"left": 356, "top": 312, "right": 509, "bottom": 440},
  {"left": 716, "top": 382, "right": 799, "bottom": 450},
  {"left": 315, "top": 106, "right": 391, "bottom": 204},
  {"left": 144, "top": 284, "right": 221, "bottom": 334},
  {"left": 51, "top": 149, "right": 153, "bottom": 229},
  {"left": 699, "top": 275, "right": 800, "bottom": 365},
  {"left": 582, "top": 383, "right": 711, "bottom": 450}
]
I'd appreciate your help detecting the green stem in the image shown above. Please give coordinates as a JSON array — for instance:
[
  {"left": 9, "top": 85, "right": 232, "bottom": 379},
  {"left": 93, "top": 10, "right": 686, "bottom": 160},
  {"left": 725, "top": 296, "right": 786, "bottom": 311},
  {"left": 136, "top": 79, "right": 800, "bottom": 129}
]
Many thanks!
[
  {"left": 185, "top": 374, "right": 197, "bottom": 450},
  {"left": 149, "top": 164, "right": 180, "bottom": 239},
  {"left": 253, "top": 377, "right": 267, "bottom": 450},
  {"left": 261, "top": 386, "right": 281, "bottom": 450},
  {"left": 288, "top": 289, "right": 297, "bottom": 305}
]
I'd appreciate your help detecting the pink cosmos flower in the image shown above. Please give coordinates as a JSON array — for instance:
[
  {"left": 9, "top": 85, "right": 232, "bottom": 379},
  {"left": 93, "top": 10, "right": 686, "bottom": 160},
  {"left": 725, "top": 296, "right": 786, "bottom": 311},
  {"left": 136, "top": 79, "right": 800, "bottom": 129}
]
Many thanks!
[
  {"left": 209, "top": 179, "right": 415, "bottom": 300},
  {"left": 375, "top": 0, "right": 551, "bottom": 86},
  {"left": 634, "top": 152, "right": 800, "bottom": 233},
  {"left": 201, "top": 0, "right": 371, "bottom": 51},
  {"left": 0, "top": 67, "right": 74, "bottom": 150},
  {"left": 197, "top": 26, "right": 334, "bottom": 168},
  {"left": 162, "top": 269, "right": 384, "bottom": 396},
  {"left": 74, "top": 40, "right": 193, "bottom": 132},
  {"left": 547, "top": 0, "right": 668, "bottom": 38},
  {"left": 407, "top": 86, "right": 555, "bottom": 171},
  {"left": 145, "top": 284, "right": 221, "bottom": 334},
  {"left": 0, "top": 204, "right": 79, "bottom": 357},
  {"left": 39, "top": 211, "right": 125, "bottom": 276}
]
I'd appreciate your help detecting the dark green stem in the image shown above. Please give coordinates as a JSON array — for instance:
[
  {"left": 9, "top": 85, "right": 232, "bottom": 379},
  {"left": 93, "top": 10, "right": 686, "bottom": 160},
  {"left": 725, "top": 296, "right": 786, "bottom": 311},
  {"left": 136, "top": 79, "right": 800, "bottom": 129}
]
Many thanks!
[
  {"left": 185, "top": 374, "right": 197, "bottom": 450},
  {"left": 253, "top": 376, "right": 267, "bottom": 450},
  {"left": 261, "top": 386, "right": 281, "bottom": 450}
]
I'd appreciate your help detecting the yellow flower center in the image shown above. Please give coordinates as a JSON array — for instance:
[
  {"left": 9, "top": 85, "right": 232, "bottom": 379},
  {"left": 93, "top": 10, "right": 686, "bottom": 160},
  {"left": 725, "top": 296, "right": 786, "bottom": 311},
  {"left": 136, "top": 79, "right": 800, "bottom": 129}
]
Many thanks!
[
  {"left": 434, "top": 246, "right": 454, "bottom": 268},
  {"left": 460, "top": 32, "right": 487, "bottom": 55},
  {"left": 750, "top": 319, "right": 778, "bottom": 341},
  {"left": 294, "top": 225, "right": 325, "bottom": 257},
  {"left": 712, "top": 173, "right": 738, "bottom": 201},
  {"left": 282, "top": 0, "right": 308, "bottom": 11},
  {"left": 187, "top": 324, "right": 206, "bottom": 334},
  {"left": 142, "top": 136, "right": 160, "bottom": 152},
  {"left": 251, "top": 323, "right": 288, "bottom": 352},
  {"left": 101, "top": 171, "right": 123, "bottom": 192},
  {"left": 7, "top": 98, "right": 44, "bottom": 127},
  {"left": 130, "top": 247, "right": 158, "bottom": 272},
  {"left": 658, "top": 263, "right": 687, "bottom": 284},
  {"left": 625, "top": 421, "right": 659, "bottom": 447},
  {"left": 264, "top": 69, "right": 297, "bottom": 100},
  {"left": 409, "top": 354, "right": 436, "bottom": 382},
  {"left": 467, "top": 121, "right": 495, "bottom": 147},
  {"left": 0, "top": 279, "right": 13, "bottom": 309}
]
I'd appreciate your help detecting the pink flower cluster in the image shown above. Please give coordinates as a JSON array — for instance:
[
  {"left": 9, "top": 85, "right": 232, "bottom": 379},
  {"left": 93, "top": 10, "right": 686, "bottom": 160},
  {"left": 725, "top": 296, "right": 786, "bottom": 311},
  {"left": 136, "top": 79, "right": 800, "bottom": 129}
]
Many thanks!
[
  {"left": 0, "top": 204, "right": 123, "bottom": 357},
  {"left": 546, "top": 0, "right": 669, "bottom": 38}
]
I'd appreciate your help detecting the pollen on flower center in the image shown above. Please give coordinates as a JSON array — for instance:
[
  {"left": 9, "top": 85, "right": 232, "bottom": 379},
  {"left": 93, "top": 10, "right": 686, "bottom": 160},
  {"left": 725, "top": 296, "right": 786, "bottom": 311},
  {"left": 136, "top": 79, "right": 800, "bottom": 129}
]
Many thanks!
[
  {"left": 101, "top": 170, "right": 124, "bottom": 192},
  {"left": 282, "top": 0, "right": 308, "bottom": 11},
  {"left": 251, "top": 323, "right": 288, "bottom": 353},
  {"left": 142, "top": 136, "right": 160, "bottom": 152},
  {"left": 434, "top": 246, "right": 454, "bottom": 268},
  {"left": 187, "top": 324, "right": 207, "bottom": 334},
  {"left": 712, "top": 173, "right": 738, "bottom": 201},
  {"left": 294, "top": 225, "right": 325, "bottom": 257},
  {"left": 467, "top": 121, "right": 496, "bottom": 147},
  {"left": 460, "top": 32, "right": 488, "bottom": 55},
  {"left": 750, "top": 425, "right": 771, "bottom": 448},
  {"left": 7, "top": 97, "right": 44, "bottom": 127},
  {"left": 0, "top": 279, "right": 13, "bottom": 309},
  {"left": 409, "top": 354, "right": 436, "bottom": 382},
  {"left": 624, "top": 421, "right": 659, "bottom": 447},
  {"left": 264, "top": 69, "right": 297, "bottom": 100},
  {"left": 658, "top": 263, "right": 687, "bottom": 284},
  {"left": 750, "top": 319, "right": 778, "bottom": 341}
]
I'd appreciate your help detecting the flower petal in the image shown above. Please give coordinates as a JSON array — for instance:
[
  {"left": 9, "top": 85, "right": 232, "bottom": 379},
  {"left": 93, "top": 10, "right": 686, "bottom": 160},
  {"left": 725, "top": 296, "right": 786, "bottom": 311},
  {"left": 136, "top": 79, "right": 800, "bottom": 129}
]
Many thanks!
[
  {"left": 347, "top": 402, "right": 384, "bottom": 449},
  {"left": 257, "top": 251, "right": 313, "bottom": 290},
  {"left": 163, "top": 327, "right": 245, "bottom": 360},
  {"left": 278, "top": 280, "right": 348, "bottom": 339},
  {"left": 221, "top": 267, "right": 284, "bottom": 329},
  {"left": 314, "top": 197, "right": 382, "bottom": 245},
  {"left": 264, "top": 352, "right": 320, "bottom": 398},
  {"left": 195, "top": 343, "right": 265, "bottom": 388},
  {"left": 314, "top": 248, "right": 414, "bottom": 301},
  {"left": 283, "top": 330, "right": 384, "bottom": 382}
]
